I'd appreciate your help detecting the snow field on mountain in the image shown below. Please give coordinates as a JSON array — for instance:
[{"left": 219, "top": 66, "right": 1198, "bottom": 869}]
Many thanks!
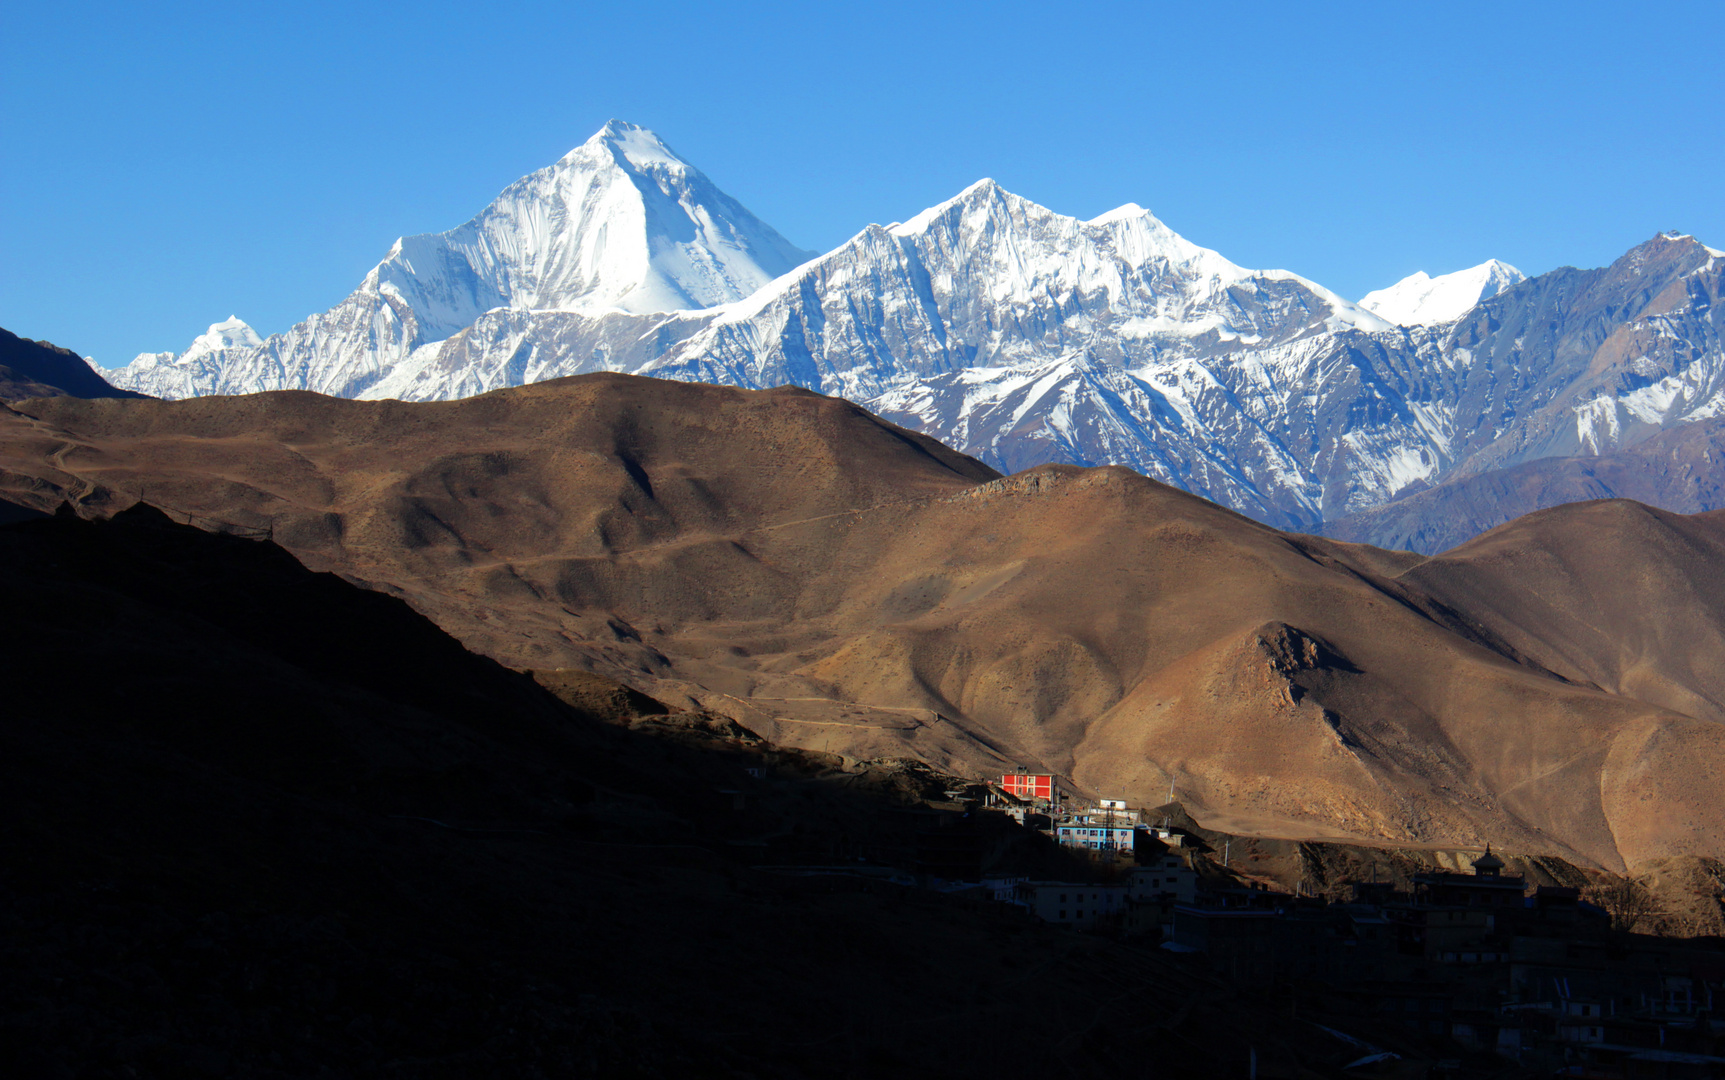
[
  {"left": 110, "top": 123, "right": 1725, "bottom": 535},
  {"left": 1359, "top": 260, "right": 1526, "bottom": 327}
]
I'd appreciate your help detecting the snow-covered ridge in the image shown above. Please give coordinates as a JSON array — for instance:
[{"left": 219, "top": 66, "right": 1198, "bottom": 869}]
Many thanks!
[
  {"left": 1359, "top": 259, "right": 1526, "bottom": 327},
  {"left": 617, "top": 172, "right": 1378, "bottom": 405},
  {"left": 127, "top": 316, "right": 262, "bottom": 376},
  {"left": 107, "top": 124, "right": 1725, "bottom": 539},
  {"left": 367, "top": 118, "right": 817, "bottom": 334},
  {"left": 114, "top": 121, "right": 815, "bottom": 397}
]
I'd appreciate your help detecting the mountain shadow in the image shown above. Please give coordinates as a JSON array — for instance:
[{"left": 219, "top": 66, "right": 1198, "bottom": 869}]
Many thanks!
[
  {"left": 0, "top": 327, "right": 147, "bottom": 401},
  {"left": 2, "top": 499, "right": 1406, "bottom": 1079}
]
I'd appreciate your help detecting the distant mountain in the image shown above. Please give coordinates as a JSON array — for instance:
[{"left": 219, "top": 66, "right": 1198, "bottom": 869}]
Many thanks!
[
  {"left": 127, "top": 314, "right": 262, "bottom": 374},
  {"left": 359, "top": 216, "right": 1725, "bottom": 533},
  {"left": 115, "top": 121, "right": 815, "bottom": 399},
  {"left": 1322, "top": 415, "right": 1725, "bottom": 553},
  {"left": 109, "top": 126, "right": 1725, "bottom": 539},
  {"left": 1358, "top": 259, "right": 1525, "bottom": 326},
  {"left": 0, "top": 327, "right": 145, "bottom": 401}
]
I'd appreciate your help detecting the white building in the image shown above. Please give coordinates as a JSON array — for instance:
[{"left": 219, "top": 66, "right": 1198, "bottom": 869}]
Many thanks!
[
  {"left": 1124, "top": 857, "right": 1196, "bottom": 904},
  {"left": 1056, "top": 821, "right": 1136, "bottom": 853},
  {"left": 1013, "top": 882, "right": 1128, "bottom": 928},
  {"left": 1556, "top": 1000, "right": 1606, "bottom": 1044},
  {"left": 1056, "top": 800, "right": 1143, "bottom": 853}
]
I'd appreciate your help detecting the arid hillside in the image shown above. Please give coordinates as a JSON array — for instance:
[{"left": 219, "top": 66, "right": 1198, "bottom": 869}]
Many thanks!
[
  {"left": 12, "top": 501, "right": 1370, "bottom": 1079},
  {"left": 5, "top": 374, "right": 1724, "bottom": 873}
]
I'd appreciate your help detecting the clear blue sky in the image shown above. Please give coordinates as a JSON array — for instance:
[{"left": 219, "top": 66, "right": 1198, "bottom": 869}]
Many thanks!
[{"left": 5, "top": 0, "right": 1723, "bottom": 368}]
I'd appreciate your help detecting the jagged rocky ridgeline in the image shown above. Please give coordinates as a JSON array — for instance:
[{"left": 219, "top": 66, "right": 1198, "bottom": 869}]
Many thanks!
[{"left": 112, "top": 122, "right": 1725, "bottom": 547}]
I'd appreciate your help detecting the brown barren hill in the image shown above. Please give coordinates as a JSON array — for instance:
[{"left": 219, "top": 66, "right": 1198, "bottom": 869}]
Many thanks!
[{"left": 4, "top": 374, "right": 1724, "bottom": 872}]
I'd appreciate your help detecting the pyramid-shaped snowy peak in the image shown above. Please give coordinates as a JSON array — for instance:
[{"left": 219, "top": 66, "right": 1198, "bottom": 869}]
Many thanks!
[{"left": 365, "top": 120, "right": 817, "bottom": 337}]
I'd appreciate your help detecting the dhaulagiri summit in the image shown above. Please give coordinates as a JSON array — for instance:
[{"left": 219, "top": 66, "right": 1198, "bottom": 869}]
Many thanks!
[
  {"left": 120, "top": 121, "right": 815, "bottom": 401},
  {"left": 114, "top": 123, "right": 1725, "bottom": 548}
]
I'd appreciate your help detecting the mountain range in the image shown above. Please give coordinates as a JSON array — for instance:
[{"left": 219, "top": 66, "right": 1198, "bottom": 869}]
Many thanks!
[
  {"left": 107, "top": 121, "right": 1725, "bottom": 548},
  {"left": 18, "top": 120, "right": 1725, "bottom": 1075}
]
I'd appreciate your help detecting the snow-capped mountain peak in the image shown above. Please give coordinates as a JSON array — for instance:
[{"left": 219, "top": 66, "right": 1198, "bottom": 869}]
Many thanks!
[
  {"left": 363, "top": 120, "right": 817, "bottom": 335},
  {"left": 887, "top": 178, "right": 1007, "bottom": 236},
  {"left": 584, "top": 118, "right": 692, "bottom": 175},
  {"left": 1087, "top": 202, "right": 1147, "bottom": 226},
  {"left": 1359, "top": 259, "right": 1526, "bottom": 327},
  {"left": 125, "top": 315, "right": 262, "bottom": 375},
  {"left": 113, "top": 122, "right": 818, "bottom": 399},
  {"left": 882, "top": 179, "right": 1265, "bottom": 309},
  {"left": 190, "top": 316, "right": 262, "bottom": 355}
]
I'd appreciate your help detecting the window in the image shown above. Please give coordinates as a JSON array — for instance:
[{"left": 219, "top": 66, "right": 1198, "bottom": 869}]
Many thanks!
[{"left": 1059, "top": 910, "right": 1066, "bottom": 919}]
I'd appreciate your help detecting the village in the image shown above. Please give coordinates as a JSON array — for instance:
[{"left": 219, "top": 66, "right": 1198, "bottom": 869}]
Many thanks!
[
  {"left": 984, "top": 774, "right": 1725, "bottom": 1079},
  {"left": 752, "top": 766, "right": 1725, "bottom": 1079}
]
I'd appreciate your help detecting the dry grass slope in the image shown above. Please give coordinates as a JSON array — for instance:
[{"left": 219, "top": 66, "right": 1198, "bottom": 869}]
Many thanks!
[{"left": 5, "top": 373, "right": 1725, "bottom": 872}]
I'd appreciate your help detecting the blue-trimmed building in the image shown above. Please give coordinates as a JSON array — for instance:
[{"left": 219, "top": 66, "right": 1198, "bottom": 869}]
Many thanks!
[{"left": 1056, "top": 821, "right": 1137, "bottom": 852}]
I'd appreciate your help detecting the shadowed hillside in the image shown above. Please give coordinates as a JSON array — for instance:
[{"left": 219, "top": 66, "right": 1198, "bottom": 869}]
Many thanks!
[
  {"left": 7, "top": 501, "right": 1426, "bottom": 1079},
  {"left": 0, "top": 327, "right": 146, "bottom": 401},
  {"left": 4, "top": 375, "right": 1725, "bottom": 874}
]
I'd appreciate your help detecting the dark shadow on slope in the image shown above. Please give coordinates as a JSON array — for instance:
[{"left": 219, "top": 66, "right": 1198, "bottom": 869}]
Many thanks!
[
  {"left": 0, "top": 327, "right": 148, "bottom": 401},
  {"left": 0, "top": 503, "right": 1417, "bottom": 1079}
]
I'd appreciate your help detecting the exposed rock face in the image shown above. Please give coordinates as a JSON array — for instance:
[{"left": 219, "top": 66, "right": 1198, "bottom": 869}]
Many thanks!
[
  {"left": 1322, "top": 415, "right": 1725, "bottom": 553},
  {"left": 1254, "top": 622, "right": 1354, "bottom": 682},
  {"left": 8, "top": 375, "right": 1725, "bottom": 873}
]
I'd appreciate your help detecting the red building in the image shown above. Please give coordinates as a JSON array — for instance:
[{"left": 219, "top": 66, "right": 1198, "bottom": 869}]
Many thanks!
[{"left": 1001, "top": 774, "right": 1053, "bottom": 801}]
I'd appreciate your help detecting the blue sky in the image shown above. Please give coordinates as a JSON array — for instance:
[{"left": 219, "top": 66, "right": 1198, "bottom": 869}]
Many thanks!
[{"left": 4, "top": 0, "right": 1722, "bottom": 368}]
